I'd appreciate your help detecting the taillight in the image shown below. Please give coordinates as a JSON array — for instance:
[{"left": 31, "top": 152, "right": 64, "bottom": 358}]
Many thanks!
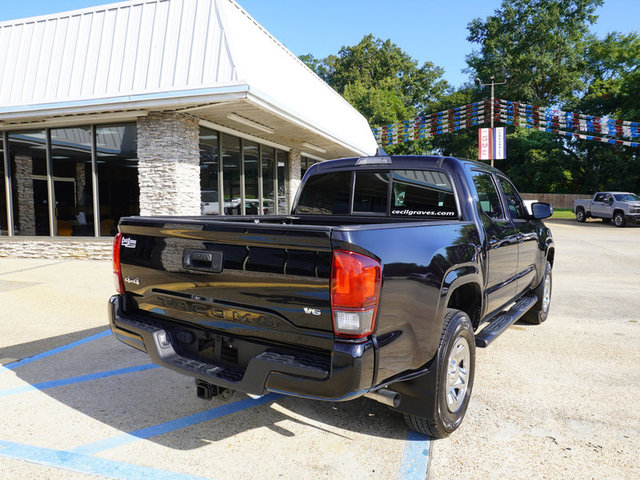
[
  {"left": 331, "top": 250, "right": 382, "bottom": 339},
  {"left": 112, "top": 232, "right": 125, "bottom": 294}
]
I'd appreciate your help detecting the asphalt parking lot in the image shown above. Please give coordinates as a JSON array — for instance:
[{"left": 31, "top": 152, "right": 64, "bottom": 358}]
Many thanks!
[{"left": 1, "top": 218, "right": 638, "bottom": 479}]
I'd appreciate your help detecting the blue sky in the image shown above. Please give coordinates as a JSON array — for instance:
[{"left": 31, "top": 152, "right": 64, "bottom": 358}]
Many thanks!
[{"left": 1, "top": 0, "right": 638, "bottom": 88}]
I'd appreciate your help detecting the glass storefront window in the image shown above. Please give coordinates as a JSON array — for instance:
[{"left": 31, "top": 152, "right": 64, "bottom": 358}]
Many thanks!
[
  {"left": 9, "top": 130, "right": 49, "bottom": 236},
  {"left": 277, "top": 150, "right": 288, "bottom": 214},
  {"left": 96, "top": 124, "right": 138, "bottom": 236},
  {"left": 244, "top": 141, "right": 259, "bottom": 215},
  {"left": 200, "top": 127, "right": 219, "bottom": 215},
  {"left": 222, "top": 134, "right": 241, "bottom": 215},
  {"left": 261, "top": 146, "right": 275, "bottom": 215},
  {"left": 301, "top": 155, "right": 316, "bottom": 178},
  {"left": 0, "top": 136, "right": 6, "bottom": 235},
  {"left": 50, "top": 127, "right": 94, "bottom": 236}
]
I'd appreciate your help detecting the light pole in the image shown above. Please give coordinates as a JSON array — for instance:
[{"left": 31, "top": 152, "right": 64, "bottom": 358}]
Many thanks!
[{"left": 476, "top": 75, "right": 507, "bottom": 167}]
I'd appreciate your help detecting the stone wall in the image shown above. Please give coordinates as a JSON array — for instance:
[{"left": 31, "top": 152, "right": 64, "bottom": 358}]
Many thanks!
[
  {"left": 137, "top": 112, "right": 201, "bottom": 216},
  {"left": 14, "top": 155, "right": 35, "bottom": 235},
  {"left": 0, "top": 239, "right": 112, "bottom": 259}
]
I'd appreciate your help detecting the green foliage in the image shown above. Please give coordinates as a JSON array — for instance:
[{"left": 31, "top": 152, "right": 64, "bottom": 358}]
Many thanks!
[
  {"left": 464, "top": 0, "right": 638, "bottom": 193},
  {"left": 300, "top": 4, "right": 640, "bottom": 194},
  {"left": 466, "top": 0, "right": 603, "bottom": 105},
  {"left": 300, "top": 34, "right": 449, "bottom": 126},
  {"left": 500, "top": 129, "right": 580, "bottom": 193}
]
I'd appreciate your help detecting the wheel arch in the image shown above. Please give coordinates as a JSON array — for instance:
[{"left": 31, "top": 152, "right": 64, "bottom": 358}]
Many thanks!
[
  {"left": 546, "top": 246, "right": 555, "bottom": 268},
  {"left": 441, "top": 268, "right": 482, "bottom": 330}
]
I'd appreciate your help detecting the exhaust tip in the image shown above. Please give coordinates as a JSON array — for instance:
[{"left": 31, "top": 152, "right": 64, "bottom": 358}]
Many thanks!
[{"left": 364, "top": 388, "right": 400, "bottom": 408}]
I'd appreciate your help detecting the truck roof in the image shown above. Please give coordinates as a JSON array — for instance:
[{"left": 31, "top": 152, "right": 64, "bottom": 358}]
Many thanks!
[{"left": 307, "top": 155, "right": 504, "bottom": 176}]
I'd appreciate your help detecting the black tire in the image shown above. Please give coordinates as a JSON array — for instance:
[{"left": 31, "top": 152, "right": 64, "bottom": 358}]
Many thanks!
[
  {"left": 575, "top": 208, "right": 586, "bottom": 223},
  {"left": 602, "top": 218, "right": 611, "bottom": 224},
  {"left": 522, "top": 261, "right": 552, "bottom": 325},
  {"left": 613, "top": 211, "right": 626, "bottom": 228},
  {"left": 403, "top": 309, "right": 475, "bottom": 439}
]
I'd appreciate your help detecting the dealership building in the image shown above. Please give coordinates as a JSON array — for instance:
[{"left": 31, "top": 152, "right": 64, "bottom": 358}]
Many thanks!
[{"left": 0, "top": 0, "right": 377, "bottom": 257}]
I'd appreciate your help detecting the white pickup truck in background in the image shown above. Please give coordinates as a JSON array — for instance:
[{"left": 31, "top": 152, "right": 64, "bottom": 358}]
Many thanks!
[{"left": 572, "top": 192, "right": 640, "bottom": 227}]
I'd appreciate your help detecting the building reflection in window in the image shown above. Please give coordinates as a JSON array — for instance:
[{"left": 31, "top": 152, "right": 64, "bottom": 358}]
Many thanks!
[
  {"left": 200, "top": 127, "right": 219, "bottom": 215},
  {"left": 222, "top": 134, "right": 241, "bottom": 215},
  {"left": 244, "top": 140, "right": 259, "bottom": 215},
  {"left": 96, "top": 124, "right": 139, "bottom": 236},
  {"left": 50, "top": 127, "right": 94, "bottom": 236},
  {"left": 0, "top": 136, "right": 6, "bottom": 235},
  {"left": 277, "top": 150, "right": 288, "bottom": 214},
  {"left": 262, "top": 146, "right": 275, "bottom": 214},
  {"left": 8, "top": 130, "right": 49, "bottom": 236}
]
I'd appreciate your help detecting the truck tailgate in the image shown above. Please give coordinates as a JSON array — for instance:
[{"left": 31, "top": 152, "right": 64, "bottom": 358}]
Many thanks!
[{"left": 117, "top": 217, "right": 334, "bottom": 343}]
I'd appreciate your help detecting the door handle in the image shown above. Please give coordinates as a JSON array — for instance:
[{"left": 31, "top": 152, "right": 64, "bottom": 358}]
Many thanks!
[{"left": 182, "top": 249, "right": 223, "bottom": 273}]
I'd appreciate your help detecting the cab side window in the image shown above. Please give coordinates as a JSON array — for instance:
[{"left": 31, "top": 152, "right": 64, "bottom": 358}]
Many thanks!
[
  {"left": 497, "top": 176, "right": 526, "bottom": 220},
  {"left": 471, "top": 171, "right": 503, "bottom": 219}
]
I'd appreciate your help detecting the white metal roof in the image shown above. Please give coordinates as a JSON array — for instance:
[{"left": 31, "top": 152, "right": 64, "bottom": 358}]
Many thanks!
[{"left": 0, "top": 0, "right": 377, "bottom": 158}]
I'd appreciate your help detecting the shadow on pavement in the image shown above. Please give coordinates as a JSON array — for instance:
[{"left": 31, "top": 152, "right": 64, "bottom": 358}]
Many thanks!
[
  {"left": 3, "top": 328, "right": 409, "bottom": 451},
  {"left": 0, "top": 326, "right": 108, "bottom": 365}
]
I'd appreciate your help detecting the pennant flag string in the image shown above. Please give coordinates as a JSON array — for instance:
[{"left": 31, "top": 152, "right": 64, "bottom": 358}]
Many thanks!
[{"left": 373, "top": 98, "right": 640, "bottom": 147}]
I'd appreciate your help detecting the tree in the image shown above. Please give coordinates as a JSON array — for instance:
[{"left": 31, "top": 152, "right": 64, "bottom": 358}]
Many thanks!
[
  {"left": 466, "top": 0, "right": 603, "bottom": 105},
  {"left": 574, "top": 32, "right": 640, "bottom": 117},
  {"left": 301, "top": 35, "right": 449, "bottom": 127}
]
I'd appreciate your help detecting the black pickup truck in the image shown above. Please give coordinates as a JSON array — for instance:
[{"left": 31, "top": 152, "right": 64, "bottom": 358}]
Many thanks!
[{"left": 109, "top": 155, "right": 554, "bottom": 438}]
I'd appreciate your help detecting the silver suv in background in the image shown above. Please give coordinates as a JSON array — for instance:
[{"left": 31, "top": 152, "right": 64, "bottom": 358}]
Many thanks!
[{"left": 573, "top": 192, "right": 640, "bottom": 227}]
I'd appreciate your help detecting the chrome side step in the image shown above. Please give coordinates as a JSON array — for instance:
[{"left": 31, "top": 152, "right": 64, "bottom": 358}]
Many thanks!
[{"left": 475, "top": 294, "right": 538, "bottom": 348}]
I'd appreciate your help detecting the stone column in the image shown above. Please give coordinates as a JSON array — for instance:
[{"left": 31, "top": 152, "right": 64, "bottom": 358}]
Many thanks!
[
  {"left": 15, "top": 155, "right": 36, "bottom": 235},
  {"left": 137, "top": 112, "right": 201, "bottom": 216},
  {"left": 287, "top": 149, "right": 302, "bottom": 211}
]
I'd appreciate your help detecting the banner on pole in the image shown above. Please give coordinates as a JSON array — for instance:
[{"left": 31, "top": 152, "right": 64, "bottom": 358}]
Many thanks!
[
  {"left": 493, "top": 127, "right": 506, "bottom": 159},
  {"left": 478, "top": 127, "right": 506, "bottom": 160},
  {"left": 478, "top": 128, "right": 492, "bottom": 160}
]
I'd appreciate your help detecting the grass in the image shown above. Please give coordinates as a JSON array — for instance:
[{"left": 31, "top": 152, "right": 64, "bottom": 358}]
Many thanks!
[{"left": 551, "top": 208, "right": 575, "bottom": 219}]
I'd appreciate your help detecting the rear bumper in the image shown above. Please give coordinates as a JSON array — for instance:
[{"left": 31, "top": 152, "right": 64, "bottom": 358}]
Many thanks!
[{"left": 109, "top": 295, "right": 375, "bottom": 401}]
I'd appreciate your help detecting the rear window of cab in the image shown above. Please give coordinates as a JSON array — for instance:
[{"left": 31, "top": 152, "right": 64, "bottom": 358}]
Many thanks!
[{"left": 294, "top": 170, "right": 458, "bottom": 218}]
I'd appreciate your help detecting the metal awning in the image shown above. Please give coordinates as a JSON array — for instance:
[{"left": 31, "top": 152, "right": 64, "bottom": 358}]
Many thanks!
[{"left": 0, "top": 0, "right": 377, "bottom": 159}]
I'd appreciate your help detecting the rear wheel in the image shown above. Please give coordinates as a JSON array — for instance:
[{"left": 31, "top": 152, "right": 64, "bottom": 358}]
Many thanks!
[
  {"left": 522, "top": 262, "right": 552, "bottom": 325},
  {"left": 404, "top": 309, "right": 475, "bottom": 439},
  {"left": 575, "top": 208, "right": 586, "bottom": 223}
]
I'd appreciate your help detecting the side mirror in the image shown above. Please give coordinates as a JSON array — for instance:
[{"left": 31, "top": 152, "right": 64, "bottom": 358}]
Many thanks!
[{"left": 531, "top": 202, "right": 553, "bottom": 219}]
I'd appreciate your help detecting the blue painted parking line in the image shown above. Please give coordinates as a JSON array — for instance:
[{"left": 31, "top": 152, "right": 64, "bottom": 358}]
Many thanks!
[
  {"left": 2, "top": 329, "right": 111, "bottom": 371},
  {"left": 0, "top": 439, "right": 211, "bottom": 480},
  {"left": 73, "top": 393, "right": 284, "bottom": 455},
  {"left": 0, "top": 364, "right": 159, "bottom": 398},
  {"left": 397, "top": 430, "right": 431, "bottom": 480}
]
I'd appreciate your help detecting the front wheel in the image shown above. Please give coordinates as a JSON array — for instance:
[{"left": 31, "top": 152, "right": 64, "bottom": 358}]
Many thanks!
[
  {"left": 614, "top": 212, "right": 626, "bottom": 228},
  {"left": 404, "top": 309, "right": 475, "bottom": 439}
]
